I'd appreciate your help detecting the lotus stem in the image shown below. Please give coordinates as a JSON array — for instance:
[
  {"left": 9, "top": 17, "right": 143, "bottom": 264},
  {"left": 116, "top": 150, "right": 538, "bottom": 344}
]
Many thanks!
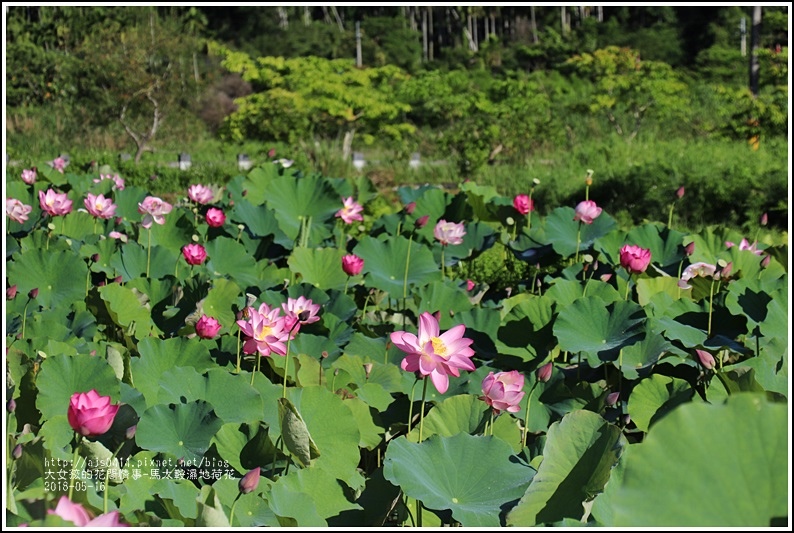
[
  {"left": 146, "top": 228, "right": 152, "bottom": 278},
  {"left": 403, "top": 233, "right": 413, "bottom": 300},
  {"left": 406, "top": 378, "right": 418, "bottom": 438},
  {"left": 668, "top": 202, "right": 675, "bottom": 229},
  {"left": 418, "top": 377, "right": 429, "bottom": 444},
  {"left": 489, "top": 409, "right": 495, "bottom": 437},
  {"left": 574, "top": 222, "right": 582, "bottom": 264},
  {"left": 707, "top": 278, "right": 715, "bottom": 338},
  {"left": 440, "top": 247, "right": 445, "bottom": 281},
  {"left": 229, "top": 494, "right": 241, "bottom": 526},
  {"left": 235, "top": 327, "right": 241, "bottom": 374},
  {"left": 68, "top": 435, "right": 82, "bottom": 500},
  {"left": 103, "top": 441, "right": 125, "bottom": 513},
  {"left": 624, "top": 273, "right": 632, "bottom": 301},
  {"left": 521, "top": 382, "right": 538, "bottom": 448},
  {"left": 282, "top": 320, "right": 300, "bottom": 399}
]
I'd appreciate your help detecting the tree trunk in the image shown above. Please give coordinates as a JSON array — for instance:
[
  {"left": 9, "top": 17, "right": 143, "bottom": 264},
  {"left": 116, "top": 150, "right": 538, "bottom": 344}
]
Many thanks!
[
  {"left": 749, "top": 6, "right": 762, "bottom": 98},
  {"left": 428, "top": 7, "right": 434, "bottom": 61},
  {"left": 342, "top": 129, "right": 355, "bottom": 162},
  {"left": 120, "top": 89, "right": 162, "bottom": 164},
  {"left": 422, "top": 8, "right": 428, "bottom": 62},
  {"left": 530, "top": 6, "right": 538, "bottom": 43}
]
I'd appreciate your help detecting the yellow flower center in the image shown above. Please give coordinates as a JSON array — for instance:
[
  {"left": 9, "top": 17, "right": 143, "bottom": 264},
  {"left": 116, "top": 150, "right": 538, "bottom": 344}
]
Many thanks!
[
  {"left": 430, "top": 337, "right": 447, "bottom": 356},
  {"left": 255, "top": 326, "right": 272, "bottom": 341}
]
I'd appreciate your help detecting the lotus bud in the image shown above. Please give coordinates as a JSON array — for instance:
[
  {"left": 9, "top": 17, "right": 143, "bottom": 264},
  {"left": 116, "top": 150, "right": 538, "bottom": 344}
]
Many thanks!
[
  {"left": 239, "top": 467, "right": 261, "bottom": 494},
  {"left": 415, "top": 215, "right": 429, "bottom": 229},
  {"left": 7, "top": 398, "right": 16, "bottom": 413},
  {"left": 536, "top": 362, "right": 553, "bottom": 383},
  {"left": 7, "top": 285, "right": 18, "bottom": 300},
  {"left": 760, "top": 212, "right": 768, "bottom": 226},
  {"left": 126, "top": 425, "right": 137, "bottom": 440},
  {"left": 719, "top": 261, "right": 733, "bottom": 279},
  {"left": 363, "top": 363, "right": 373, "bottom": 380},
  {"left": 760, "top": 255, "right": 771, "bottom": 268},
  {"left": 28, "top": 288, "right": 39, "bottom": 299},
  {"left": 466, "top": 279, "right": 475, "bottom": 291},
  {"left": 676, "top": 186, "right": 685, "bottom": 199},
  {"left": 13, "top": 444, "right": 22, "bottom": 460},
  {"left": 267, "top": 148, "right": 276, "bottom": 158},
  {"left": 114, "top": 276, "right": 123, "bottom": 284},
  {"left": 405, "top": 202, "right": 416, "bottom": 214},
  {"left": 533, "top": 178, "right": 541, "bottom": 186},
  {"left": 600, "top": 273, "right": 613, "bottom": 282},
  {"left": 684, "top": 241, "right": 695, "bottom": 256},
  {"left": 606, "top": 391, "right": 620, "bottom": 407},
  {"left": 695, "top": 349, "right": 715, "bottom": 370}
]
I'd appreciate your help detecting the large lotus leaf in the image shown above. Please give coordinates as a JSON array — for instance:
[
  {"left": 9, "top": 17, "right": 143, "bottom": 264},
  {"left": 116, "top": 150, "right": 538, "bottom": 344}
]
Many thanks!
[
  {"left": 136, "top": 400, "right": 223, "bottom": 463},
  {"left": 99, "top": 283, "right": 161, "bottom": 338},
  {"left": 384, "top": 433, "right": 536, "bottom": 527},
  {"left": 109, "top": 240, "right": 179, "bottom": 281},
  {"left": 269, "top": 466, "right": 362, "bottom": 521},
  {"left": 506, "top": 410, "right": 627, "bottom": 526},
  {"left": 627, "top": 374, "right": 694, "bottom": 432},
  {"left": 266, "top": 484, "right": 327, "bottom": 527},
  {"left": 731, "top": 352, "right": 788, "bottom": 396},
  {"left": 59, "top": 211, "right": 97, "bottom": 240},
  {"left": 279, "top": 386, "right": 362, "bottom": 486},
  {"left": 331, "top": 354, "right": 403, "bottom": 393},
  {"left": 624, "top": 223, "right": 686, "bottom": 269},
  {"left": 344, "top": 397, "right": 385, "bottom": 450},
  {"left": 459, "top": 180, "right": 502, "bottom": 222},
  {"left": 455, "top": 307, "right": 502, "bottom": 358},
  {"left": 496, "top": 296, "right": 555, "bottom": 364},
  {"left": 137, "top": 209, "right": 195, "bottom": 251},
  {"left": 278, "top": 397, "right": 321, "bottom": 468},
  {"left": 129, "top": 337, "right": 215, "bottom": 407},
  {"left": 204, "top": 237, "right": 261, "bottom": 288},
  {"left": 415, "top": 280, "right": 474, "bottom": 327},
  {"left": 229, "top": 197, "right": 283, "bottom": 238},
  {"left": 606, "top": 393, "right": 788, "bottom": 527},
  {"left": 263, "top": 173, "right": 339, "bottom": 245},
  {"left": 402, "top": 186, "right": 449, "bottom": 238},
  {"left": 288, "top": 247, "right": 349, "bottom": 291},
  {"left": 353, "top": 234, "right": 441, "bottom": 296},
  {"left": 7, "top": 248, "right": 88, "bottom": 309},
  {"left": 39, "top": 415, "right": 76, "bottom": 461},
  {"left": 544, "top": 206, "right": 617, "bottom": 258},
  {"left": 616, "top": 321, "right": 676, "bottom": 379},
  {"left": 151, "top": 478, "right": 202, "bottom": 520},
  {"left": 544, "top": 278, "right": 622, "bottom": 309},
  {"left": 195, "top": 485, "right": 231, "bottom": 527},
  {"left": 723, "top": 277, "right": 773, "bottom": 330},
  {"left": 35, "top": 353, "right": 120, "bottom": 422},
  {"left": 759, "top": 293, "right": 787, "bottom": 344},
  {"left": 554, "top": 297, "right": 646, "bottom": 366},
  {"left": 158, "top": 367, "right": 264, "bottom": 426},
  {"left": 635, "top": 276, "right": 683, "bottom": 308},
  {"left": 112, "top": 185, "right": 148, "bottom": 221},
  {"left": 201, "top": 278, "right": 242, "bottom": 332},
  {"left": 341, "top": 333, "right": 389, "bottom": 362},
  {"left": 213, "top": 476, "right": 280, "bottom": 527}
]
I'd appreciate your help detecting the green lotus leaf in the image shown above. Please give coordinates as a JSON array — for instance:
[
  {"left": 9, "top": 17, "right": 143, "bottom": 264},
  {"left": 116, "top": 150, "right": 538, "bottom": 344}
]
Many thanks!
[
  {"left": 136, "top": 400, "right": 223, "bottom": 463},
  {"left": 759, "top": 293, "right": 787, "bottom": 345},
  {"left": 384, "top": 433, "right": 535, "bottom": 527},
  {"left": 340, "top": 333, "right": 389, "bottom": 363},
  {"left": 506, "top": 410, "right": 626, "bottom": 526},
  {"left": 212, "top": 476, "right": 280, "bottom": 527},
  {"left": 35, "top": 353, "right": 120, "bottom": 422},
  {"left": 204, "top": 236, "right": 260, "bottom": 288},
  {"left": 152, "top": 478, "right": 201, "bottom": 520},
  {"left": 606, "top": 393, "right": 788, "bottom": 527},
  {"left": 211, "top": 423, "right": 253, "bottom": 474},
  {"left": 278, "top": 397, "right": 322, "bottom": 468},
  {"left": 59, "top": 211, "right": 97, "bottom": 240},
  {"left": 331, "top": 354, "right": 403, "bottom": 393},
  {"left": 140, "top": 209, "right": 195, "bottom": 250},
  {"left": 736, "top": 350, "right": 788, "bottom": 396},
  {"left": 404, "top": 393, "right": 487, "bottom": 442},
  {"left": 129, "top": 337, "right": 215, "bottom": 407},
  {"left": 455, "top": 307, "right": 502, "bottom": 359},
  {"left": 400, "top": 186, "right": 449, "bottom": 232},
  {"left": 39, "top": 415, "right": 77, "bottom": 461},
  {"left": 7, "top": 248, "right": 88, "bottom": 309},
  {"left": 459, "top": 180, "right": 502, "bottom": 222},
  {"left": 266, "top": 484, "right": 327, "bottom": 527},
  {"left": 415, "top": 280, "right": 474, "bottom": 328},
  {"left": 353, "top": 382, "right": 394, "bottom": 412},
  {"left": 554, "top": 297, "right": 645, "bottom": 366},
  {"left": 627, "top": 374, "right": 694, "bottom": 432},
  {"left": 263, "top": 173, "right": 339, "bottom": 246},
  {"left": 99, "top": 283, "right": 161, "bottom": 339},
  {"left": 544, "top": 206, "right": 617, "bottom": 258},
  {"left": 624, "top": 223, "right": 686, "bottom": 269},
  {"left": 616, "top": 321, "right": 676, "bottom": 379},
  {"left": 495, "top": 295, "right": 555, "bottom": 364},
  {"left": 269, "top": 467, "right": 361, "bottom": 521},
  {"left": 544, "top": 278, "right": 622, "bottom": 309},
  {"left": 201, "top": 278, "right": 242, "bottom": 332},
  {"left": 109, "top": 240, "right": 178, "bottom": 281},
  {"left": 723, "top": 277, "right": 773, "bottom": 330},
  {"left": 288, "top": 247, "right": 349, "bottom": 291},
  {"left": 353, "top": 234, "right": 441, "bottom": 296},
  {"left": 230, "top": 197, "right": 283, "bottom": 238},
  {"left": 232, "top": 164, "right": 280, "bottom": 205},
  {"left": 111, "top": 185, "right": 148, "bottom": 221},
  {"left": 437, "top": 221, "right": 496, "bottom": 264},
  {"left": 196, "top": 485, "right": 231, "bottom": 527},
  {"left": 344, "top": 397, "right": 385, "bottom": 450},
  {"left": 635, "top": 276, "right": 683, "bottom": 308}
]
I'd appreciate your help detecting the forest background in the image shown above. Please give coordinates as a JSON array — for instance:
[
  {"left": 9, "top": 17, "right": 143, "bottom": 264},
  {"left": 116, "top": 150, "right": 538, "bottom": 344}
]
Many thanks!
[{"left": 3, "top": 5, "right": 790, "bottom": 234}]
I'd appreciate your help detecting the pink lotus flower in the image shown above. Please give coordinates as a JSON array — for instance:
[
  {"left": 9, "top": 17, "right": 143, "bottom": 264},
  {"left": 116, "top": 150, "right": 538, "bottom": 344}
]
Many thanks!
[
  {"left": 735, "top": 238, "right": 763, "bottom": 256},
  {"left": 335, "top": 196, "right": 364, "bottom": 224},
  {"left": 390, "top": 311, "right": 476, "bottom": 394},
  {"left": 195, "top": 315, "right": 222, "bottom": 339},
  {"left": 84, "top": 193, "right": 117, "bottom": 220},
  {"left": 513, "top": 194, "right": 534, "bottom": 215},
  {"left": 282, "top": 296, "right": 321, "bottom": 333},
  {"left": 137, "top": 196, "right": 173, "bottom": 229},
  {"left": 108, "top": 231, "right": 128, "bottom": 243},
  {"left": 481, "top": 370, "right": 525, "bottom": 414},
  {"left": 188, "top": 184, "right": 214, "bottom": 205},
  {"left": 182, "top": 243, "right": 207, "bottom": 265},
  {"left": 67, "top": 389, "right": 120, "bottom": 437},
  {"left": 342, "top": 254, "right": 364, "bottom": 276},
  {"left": 39, "top": 189, "right": 73, "bottom": 217},
  {"left": 619, "top": 244, "right": 651, "bottom": 274},
  {"left": 573, "top": 200, "right": 602, "bottom": 224},
  {"left": 433, "top": 220, "right": 466, "bottom": 246},
  {"left": 466, "top": 279, "right": 475, "bottom": 291},
  {"left": 93, "top": 173, "right": 125, "bottom": 190},
  {"left": 52, "top": 157, "right": 67, "bottom": 173},
  {"left": 21, "top": 168, "right": 37, "bottom": 184},
  {"left": 678, "top": 261, "right": 718, "bottom": 289},
  {"left": 237, "top": 303, "right": 289, "bottom": 357},
  {"left": 6, "top": 198, "right": 33, "bottom": 224},
  {"left": 205, "top": 207, "right": 226, "bottom": 227},
  {"left": 49, "top": 496, "right": 128, "bottom": 527}
]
